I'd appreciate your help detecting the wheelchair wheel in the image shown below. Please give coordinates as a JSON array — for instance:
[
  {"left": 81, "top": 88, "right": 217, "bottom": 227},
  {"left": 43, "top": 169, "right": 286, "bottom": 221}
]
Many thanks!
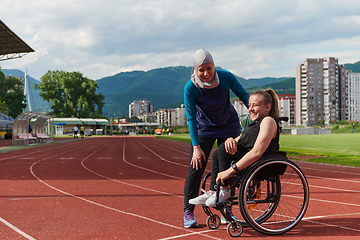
[
  {"left": 227, "top": 221, "right": 243, "bottom": 237},
  {"left": 239, "top": 158, "right": 309, "bottom": 235},
  {"left": 206, "top": 215, "right": 221, "bottom": 229}
]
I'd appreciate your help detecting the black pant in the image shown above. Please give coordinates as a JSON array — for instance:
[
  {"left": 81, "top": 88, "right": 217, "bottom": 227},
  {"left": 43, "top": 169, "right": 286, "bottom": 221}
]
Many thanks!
[
  {"left": 183, "top": 136, "right": 227, "bottom": 212},
  {"left": 210, "top": 143, "right": 246, "bottom": 188}
]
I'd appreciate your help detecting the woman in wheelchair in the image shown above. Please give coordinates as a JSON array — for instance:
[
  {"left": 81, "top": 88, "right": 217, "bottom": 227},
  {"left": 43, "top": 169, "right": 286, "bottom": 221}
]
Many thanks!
[{"left": 189, "top": 88, "right": 280, "bottom": 207}]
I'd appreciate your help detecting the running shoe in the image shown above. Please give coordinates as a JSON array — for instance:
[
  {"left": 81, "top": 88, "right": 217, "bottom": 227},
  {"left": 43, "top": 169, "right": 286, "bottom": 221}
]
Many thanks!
[
  {"left": 205, "top": 188, "right": 231, "bottom": 207},
  {"left": 221, "top": 207, "right": 240, "bottom": 224},
  {"left": 188, "top": 190, "right": 212, "bottom": 205},
  {"left": 183, "top": 210, "right": 198, "bottom": 228}
]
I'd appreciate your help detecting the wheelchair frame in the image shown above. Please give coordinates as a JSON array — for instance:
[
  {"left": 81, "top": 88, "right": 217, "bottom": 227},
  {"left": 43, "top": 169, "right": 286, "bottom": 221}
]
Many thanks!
[{"left": 200, "top": 118, "right": 310, "bottom": 237}]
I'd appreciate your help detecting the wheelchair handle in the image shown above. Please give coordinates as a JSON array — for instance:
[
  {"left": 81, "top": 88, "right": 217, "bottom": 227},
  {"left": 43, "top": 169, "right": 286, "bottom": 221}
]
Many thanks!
[{"left": 276, "top": 117, "right": 288, "bottom": 123}]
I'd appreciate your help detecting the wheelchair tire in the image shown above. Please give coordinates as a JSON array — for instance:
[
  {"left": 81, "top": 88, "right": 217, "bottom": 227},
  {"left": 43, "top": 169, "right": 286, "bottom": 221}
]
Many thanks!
[
  {"left": 206, "top": 215, "right": 221, "bottom": 229},
  {"left": 227, "top": 221, "right": 243, "bottom": 237},
  {"left": 238, "top": 158, "right": 309, "bottom": 235}
]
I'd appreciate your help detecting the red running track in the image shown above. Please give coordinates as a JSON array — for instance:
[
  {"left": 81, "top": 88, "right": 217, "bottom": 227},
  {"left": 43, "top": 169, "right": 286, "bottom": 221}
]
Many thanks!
[{"left": 0, "top": 136, "right": 359, "bottom": 239}]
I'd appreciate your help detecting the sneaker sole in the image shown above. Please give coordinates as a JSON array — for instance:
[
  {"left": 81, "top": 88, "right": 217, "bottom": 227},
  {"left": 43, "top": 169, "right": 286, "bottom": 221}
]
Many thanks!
[{"left": 184, "top": 223, "right": 198, "bottom": 228}]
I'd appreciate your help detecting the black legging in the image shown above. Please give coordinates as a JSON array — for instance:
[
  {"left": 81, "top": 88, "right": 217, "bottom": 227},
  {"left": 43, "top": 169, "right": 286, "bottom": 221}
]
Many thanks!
[
  {"left": 183, "top": 136, "right": 227, "bottom": 212},
  {"left": 210, "top": 142, "right": 246, "bottom": 188}
]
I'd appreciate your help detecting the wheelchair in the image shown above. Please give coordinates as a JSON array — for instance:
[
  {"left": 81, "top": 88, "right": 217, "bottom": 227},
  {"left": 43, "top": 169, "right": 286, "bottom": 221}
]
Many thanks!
[{"left": 200, "top": 117, "right": 310, "bottom": 237}]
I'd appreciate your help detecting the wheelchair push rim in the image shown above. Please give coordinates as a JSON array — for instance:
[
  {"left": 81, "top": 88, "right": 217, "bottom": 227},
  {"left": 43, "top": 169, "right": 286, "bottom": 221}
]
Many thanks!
[{"left": 239, "top": 159, "right": 309, "bottom": 235}]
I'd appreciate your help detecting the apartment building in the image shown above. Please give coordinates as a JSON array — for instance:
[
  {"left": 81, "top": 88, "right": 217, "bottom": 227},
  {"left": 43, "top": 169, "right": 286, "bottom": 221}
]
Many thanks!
[
  {"left": 346, "top": 70, "right": 360, "bottom": 122},
  {"left": 157, "top": 104, "right": 186, "bottom": 127},
  {"left": 157, "top": 108, "right": 172, "bottom": 126},
  {"left": 295, "top": 57, "right": 347, "bottom": 126},
  {"left": 171, "top": 104, "right": 186, "bottom": 126},
  {"left": 278, "top": 94, "right": 295, "bottom": 126},
  {"left": 128, "top": 100, "right": 154, "bottom": 118}
]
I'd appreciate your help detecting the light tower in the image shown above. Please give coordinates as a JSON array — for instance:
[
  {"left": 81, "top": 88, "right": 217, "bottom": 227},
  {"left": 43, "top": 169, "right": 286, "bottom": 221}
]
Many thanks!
[{"left": 23, "top": 69, "right": 34, "bottom": 111}]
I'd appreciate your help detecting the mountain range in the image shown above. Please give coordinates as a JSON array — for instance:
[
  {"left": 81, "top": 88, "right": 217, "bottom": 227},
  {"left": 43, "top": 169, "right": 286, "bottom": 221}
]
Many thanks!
[{"left": 2, "top": 60, "right": 360, "bottom": 118}]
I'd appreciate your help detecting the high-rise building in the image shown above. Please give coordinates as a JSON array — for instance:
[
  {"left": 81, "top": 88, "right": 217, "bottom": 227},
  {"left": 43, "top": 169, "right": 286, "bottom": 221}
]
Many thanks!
[
  {"left": 346, "top": 70, "right": 360, "bottom": 122},
  {"left": 129, "top": 100, "right": 154, "bottom": 118},
  {"left": 295, "top": 57, "right": 347, "bottom": 126},
  {"left": 278, "top": 94, "right": 295, "bottom": 126}
]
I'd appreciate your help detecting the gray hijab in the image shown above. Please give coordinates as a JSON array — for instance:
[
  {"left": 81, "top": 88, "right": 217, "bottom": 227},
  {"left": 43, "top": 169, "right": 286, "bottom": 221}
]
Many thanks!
[{"left": 191, "top": 49, "right": 219, "bottom": 89}]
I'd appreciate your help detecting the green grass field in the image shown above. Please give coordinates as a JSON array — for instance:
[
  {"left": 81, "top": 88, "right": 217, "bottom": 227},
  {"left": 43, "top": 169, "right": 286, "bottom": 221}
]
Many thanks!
[{"left": 157, "top": 133, "right": 360, "bottom": 167}]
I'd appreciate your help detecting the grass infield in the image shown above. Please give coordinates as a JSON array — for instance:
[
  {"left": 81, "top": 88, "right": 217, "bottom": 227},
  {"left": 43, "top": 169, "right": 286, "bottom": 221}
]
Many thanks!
[{"left": 156, "top": 133, "right": 360, "bottom": 167}]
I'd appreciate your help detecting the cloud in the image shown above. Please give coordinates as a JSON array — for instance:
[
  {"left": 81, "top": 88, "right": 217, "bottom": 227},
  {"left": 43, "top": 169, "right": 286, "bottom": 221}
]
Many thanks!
[{"left": 1, "top": 0, "right": 360, "bottom": 80}]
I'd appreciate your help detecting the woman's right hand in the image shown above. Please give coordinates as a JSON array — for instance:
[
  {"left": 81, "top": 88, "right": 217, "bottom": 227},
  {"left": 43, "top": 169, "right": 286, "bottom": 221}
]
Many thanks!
[
  {"left": 190, "top": 145, "right": 205, "bottom": 170},
  {"left": 224, "top": 137, "right": 238, "bottom": 155}
]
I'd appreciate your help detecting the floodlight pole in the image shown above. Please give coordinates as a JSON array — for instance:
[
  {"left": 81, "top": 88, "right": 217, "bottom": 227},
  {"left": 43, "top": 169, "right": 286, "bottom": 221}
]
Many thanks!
[{"left": 23, "top": 68, "right": 32, "bottom": 112}]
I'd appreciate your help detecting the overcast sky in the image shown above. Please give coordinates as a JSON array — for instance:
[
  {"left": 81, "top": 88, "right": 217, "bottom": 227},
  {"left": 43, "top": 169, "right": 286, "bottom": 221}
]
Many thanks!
[{"left": 1, "top": 0, "right": 360, "bottom": 81}]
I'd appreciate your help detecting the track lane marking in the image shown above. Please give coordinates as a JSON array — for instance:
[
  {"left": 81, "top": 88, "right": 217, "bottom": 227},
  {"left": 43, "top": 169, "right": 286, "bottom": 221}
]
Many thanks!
[
  {"left": 0, "top": 217, "right": 36, "bottom": 240},
  {"left": 7, "top": 137, "right": 359, "bottom": 238},
  {"left": 30, "top": 137, "right": 221, "bottom": 240},
  {"left": 304, "top": 219, "right": 360, "bottom": 233},
  {"left": 0, "top": 140, "right": 89, "bottom": 239}
]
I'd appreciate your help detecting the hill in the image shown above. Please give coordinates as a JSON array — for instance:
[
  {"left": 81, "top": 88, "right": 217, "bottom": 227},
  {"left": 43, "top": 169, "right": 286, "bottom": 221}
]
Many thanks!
[
  {"left": 0, "top": 66, "right": 313, "bottom": 118},
  {"left": 96, "top": 66, "right": 289, "bottom": 117},
  {"left": 245, "top": 77, "right": 295, "bottom": 95},
  {"left": 344, "top": 61, "right": 360, "bottom": 73}
]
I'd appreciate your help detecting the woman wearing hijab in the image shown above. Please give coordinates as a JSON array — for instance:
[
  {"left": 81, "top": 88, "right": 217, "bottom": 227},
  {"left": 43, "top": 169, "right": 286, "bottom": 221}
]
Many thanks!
[{"left": 183, "top": 49, "right": 249, "bottom": 228}]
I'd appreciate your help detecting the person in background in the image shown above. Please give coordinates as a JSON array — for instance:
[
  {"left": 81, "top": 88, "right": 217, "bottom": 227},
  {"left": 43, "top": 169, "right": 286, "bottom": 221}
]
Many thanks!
[
  {"left": 182, "top": 49, "right": 249, "bottom": 228},
  {"left": 80, "top": 126, "right": 85, "bottom": 138},
  {"left": 73, "top": 126, "right": 78, "bottom": 138},
  {"left": 28, "top": 123, "right": 33, "bottom": 143}
]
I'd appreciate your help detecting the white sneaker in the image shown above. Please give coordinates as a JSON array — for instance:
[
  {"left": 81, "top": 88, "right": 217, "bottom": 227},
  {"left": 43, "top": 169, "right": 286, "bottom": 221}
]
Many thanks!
[
  {"left": 189, "top": 190, "right": 212, "bottom": 205},
  {"left": 205, "top": 188, "right": 231, "bottom": 207}
]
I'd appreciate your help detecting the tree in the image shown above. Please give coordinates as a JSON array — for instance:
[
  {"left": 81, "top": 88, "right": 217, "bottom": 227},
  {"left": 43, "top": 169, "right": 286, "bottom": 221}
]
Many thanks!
[
  {"left": 0, "top": 69, "right": 27, "bottom": 118},
  {"left": 35, "top": 70, "right": 105, "bottom": 118},
  {"left": 0, "top": 98, "right": 10, "bottom": 116}
]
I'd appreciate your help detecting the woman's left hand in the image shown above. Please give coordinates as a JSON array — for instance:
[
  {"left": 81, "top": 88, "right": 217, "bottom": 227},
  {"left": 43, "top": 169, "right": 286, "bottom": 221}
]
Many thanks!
[{"left": 216, "top": 169, "right": 232, "bottom": 185}]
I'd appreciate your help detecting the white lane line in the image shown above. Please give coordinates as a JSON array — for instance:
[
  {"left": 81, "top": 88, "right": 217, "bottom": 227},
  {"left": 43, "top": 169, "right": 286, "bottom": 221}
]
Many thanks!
[
  {"left": 136, "top": 139, "right": 190, "bottom": 168},
  {"left": 303, "top": 212, "right": 360, "bottom": 221},
  {"left": 149, "top": 140, "right": 190, "bottom": 156},
  {"left": 138, "top": 139, "right": 212, "bottom": 173},
  {"left": 158, "top": 228, "right": 226, "bottom": 240},
  {"left": 0, "top": 141, "right": 86, "bottom": 239},
  {"left": 304, "top": 219, "right": 360, "bottom": 233},
  {"left": 301, "top": 166, "right": 360, "bottom": 176},
  {"left": 31, "top": 138, "right": 221, "bottom": 240},
  {"left": 0, "top": 139, "right": 89, "bottom": 162},
  {"left": 309, "top": 196, "right": 360, "bottom": 208},
  {"left": 308, "top": 183, "right": 360, "bottom": 193},
  {"left": 137, "top": 138, "right": 360, "bottom": 203},
  {"left": 149, "top": 139, "right": 215, "bottom": 163},
  {"left": 306, "top": 174, "right": 360, "bottom": 184},
  {"left": 0, "top": 216, "right": 36, "bottom": 240}
]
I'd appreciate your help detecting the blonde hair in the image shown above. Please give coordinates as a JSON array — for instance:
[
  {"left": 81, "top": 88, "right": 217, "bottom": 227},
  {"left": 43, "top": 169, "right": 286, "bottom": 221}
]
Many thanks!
[{"left": 251, "top": 89, "right": 279, "bottom": 119}]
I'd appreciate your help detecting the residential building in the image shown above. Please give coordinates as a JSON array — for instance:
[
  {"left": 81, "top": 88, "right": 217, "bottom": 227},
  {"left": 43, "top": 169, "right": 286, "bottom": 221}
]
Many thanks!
[
  {"left": 156, "top": 104, "right": 187, "bottom": 127},
  {"left": 346, "top": 70, "right": 360, "bottom": 122},
  {"left": 157, "top": 108, "right": 172, "bottom": 126},
  {"left": 129, "top": 100, "right": 154, "bottom": 118},
  {"left": 295, "top": 57, "right": 347, "bottom": 126},
  {"left": 171, "top": 104, "right": 186, "bottom": 126},
  {"left": 138, "top": 113, "right": 158, "bottom": 123},
  {"left": 278, "top": 94, "right": 295, "bottom": 126}
]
